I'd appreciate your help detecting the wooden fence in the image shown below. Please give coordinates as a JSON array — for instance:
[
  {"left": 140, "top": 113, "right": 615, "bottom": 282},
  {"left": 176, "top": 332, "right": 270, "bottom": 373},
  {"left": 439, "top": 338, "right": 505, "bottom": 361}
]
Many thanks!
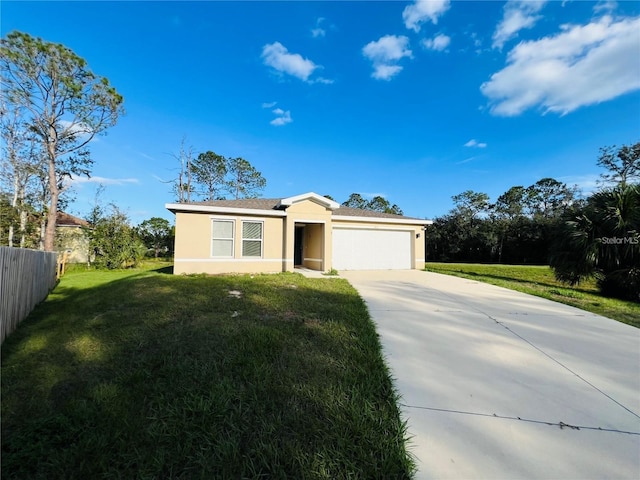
[{"left": 0, "top": 247, "right": 57, "bottom": 343}]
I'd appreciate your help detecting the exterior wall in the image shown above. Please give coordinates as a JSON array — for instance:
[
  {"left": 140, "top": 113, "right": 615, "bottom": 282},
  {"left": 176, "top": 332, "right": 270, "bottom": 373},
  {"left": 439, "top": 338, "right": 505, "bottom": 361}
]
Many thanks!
[
  {"left": 55, "top": 227, "right": 90, "bottom": 263},
  {"left": 302, "top": 223, "right": 324, "bottom": 270},
  {"left": 173, "top": 211, "right": 285, "bottom": 275},
  {"left": 283, "top": 200, "right": 332, "bottom": 272},
  {"left": 331, "top": 219, "right": 425, "bottom": 270},
  {"left": 170, "top": 198, "right": 427, "bottom": 274}
]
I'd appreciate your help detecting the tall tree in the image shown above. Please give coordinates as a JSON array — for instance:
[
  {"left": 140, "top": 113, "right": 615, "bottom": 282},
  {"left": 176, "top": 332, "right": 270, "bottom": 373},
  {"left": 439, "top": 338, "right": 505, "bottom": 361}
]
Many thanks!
[
  {"left": 341, "top": 193, "right": 403, "bottom": 214},
  {"left": 1, "top": 31, "right": 124, "bottom": 251},
  {"left": 494, "top": 186, "right": 526, "bottom": 221},
  {"left": 137, "top": 217, "right": 173, "bottom": 258},
  {"left": 524, "top": 178, "right": 577, "bottom": 219},
  {"left": 170, "top": 136, "right": 194, "bottom": 203},
  {"left": 597, "top": 142, "right": 640, "bottom": 187},
  {"left": 367, "top": 195, "right": 404, "bottom": 215},
  {"left": 342, "top": 193, "right": 369, "bottom": 210},
  {"left": 0, "top": 100, "right": 42, "bottom": 247},
  {"left": 493, "top": 186, "right": 526, "bottom": 262},
  {"left": 451, "top": 190, "right": 491, "bottom": 226},
  {"left": 190, "top": 151, "right": 227, "bottom": 201},
  {"left": 226, "top": 157, "right": 266, "bottom": 199}
]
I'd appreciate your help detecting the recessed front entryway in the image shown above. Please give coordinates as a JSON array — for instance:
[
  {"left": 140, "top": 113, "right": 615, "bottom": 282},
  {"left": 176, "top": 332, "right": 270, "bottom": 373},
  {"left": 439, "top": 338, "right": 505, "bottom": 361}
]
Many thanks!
[
  {"left": 294, "top": 223, "right": 325, "bottom": 271},
  {"left": 294, "top": 226, "right": 304, "bottom": 266}
]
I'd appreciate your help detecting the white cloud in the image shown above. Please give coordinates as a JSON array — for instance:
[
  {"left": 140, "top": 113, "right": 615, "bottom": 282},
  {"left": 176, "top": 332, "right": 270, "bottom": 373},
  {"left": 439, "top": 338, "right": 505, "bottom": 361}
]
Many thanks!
[
  {"left": 262, "top": 42, "right": 319, "bottom": 82},
  {"left": 593, "top": 1, "right": 617, "bottom": 14},
  {"left": 464, "top": 139, "right": 487, "bottom": 148},
  {"left": 311, "top": 17, "right": 326, "bottom": 38},
  {"left": 456, "top": 156, "right": 478, "bottom": 165},
  {"left": 362, "top": 35, "right": 412, "bottom": 81},
  {"left": 361, "top": 192, "right": 386, "bottom": 199},
  {"left": 59, "top": 120, "right": 94, "bottom": 144},
  {"left": 313, "top": 77, "right": 334, "bottom": 85},
  {"left": 492, "top": 0, "right": 548, "bottom": 49},
  {"left": 481, "top": 15, "right": 640, "bottom": 116},
  {"left": 270, "top": 108, "right": 292, "bottom": 126},
  {"left": 71, "top": 176, "right": 139, "bottom": 185},
  {"left": 422, "top": 34, "right": 451, "bottom": 51},
  {"left": 138, "top": 152, "right": 155, "bottom": 161},
  {"left": 363, "top": 35, "right": 413, "bottom": 62},
  {"left": 371, "top": 64, "right": 403, "bottom": 81},
  {"left": 403, "top": 0, "right": 450, "bottom": 32},
  {"left": 262, "top": 101, "right": 277, "bottom": 108},
  {"left": 558, "top": 174, "right": 599, "bottom": 194},
  {"left": 311, "top": 28, "right": 326, "bottom": 38}
]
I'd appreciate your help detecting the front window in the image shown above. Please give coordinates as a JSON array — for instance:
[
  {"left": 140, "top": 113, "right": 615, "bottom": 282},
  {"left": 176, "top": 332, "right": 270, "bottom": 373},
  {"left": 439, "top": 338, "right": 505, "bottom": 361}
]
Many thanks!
[
  {"left": 212, "top": 220, "right": 234, "bottom": 257},
  {"left": 242, "top": 221, "right": 263, "bottom": 257}
]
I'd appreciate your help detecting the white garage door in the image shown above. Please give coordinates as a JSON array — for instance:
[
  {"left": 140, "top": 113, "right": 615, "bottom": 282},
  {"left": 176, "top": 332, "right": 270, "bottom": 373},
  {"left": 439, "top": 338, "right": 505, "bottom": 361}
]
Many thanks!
[{"left": 332, "top": 228, "right": 412, "bottom": 270}]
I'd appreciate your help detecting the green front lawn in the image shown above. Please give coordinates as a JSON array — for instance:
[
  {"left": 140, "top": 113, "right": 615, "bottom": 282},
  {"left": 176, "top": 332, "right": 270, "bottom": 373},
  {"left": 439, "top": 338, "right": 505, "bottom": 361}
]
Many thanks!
[
  {"left": 2, "top": 263, "right": 415, "bottom": 479},
  {"left": 424, "top": 263, "right": 640, "bottom": 328}
]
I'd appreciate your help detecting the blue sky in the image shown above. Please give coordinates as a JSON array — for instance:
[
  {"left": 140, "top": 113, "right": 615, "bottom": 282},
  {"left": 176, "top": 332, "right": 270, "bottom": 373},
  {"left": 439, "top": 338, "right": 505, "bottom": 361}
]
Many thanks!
[{"left": 3, "top": 1, "right": 639, "bottom": 223}]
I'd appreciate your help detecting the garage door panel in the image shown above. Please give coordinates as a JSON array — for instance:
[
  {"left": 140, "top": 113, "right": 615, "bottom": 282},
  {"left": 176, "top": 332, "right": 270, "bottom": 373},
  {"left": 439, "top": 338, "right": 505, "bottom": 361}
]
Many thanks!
[{"left": 333, "top": 228, "right": 411, "bottom": 270}]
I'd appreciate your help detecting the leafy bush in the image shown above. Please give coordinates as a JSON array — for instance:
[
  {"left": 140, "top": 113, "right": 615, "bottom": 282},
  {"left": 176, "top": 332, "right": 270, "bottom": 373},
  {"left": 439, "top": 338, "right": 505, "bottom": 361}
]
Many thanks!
[
  {"left": 88, "top": 205, "right": 145, "bottom": 269},
  {"left": 598, "top": 268, "right": 640, "bottom": 302}
]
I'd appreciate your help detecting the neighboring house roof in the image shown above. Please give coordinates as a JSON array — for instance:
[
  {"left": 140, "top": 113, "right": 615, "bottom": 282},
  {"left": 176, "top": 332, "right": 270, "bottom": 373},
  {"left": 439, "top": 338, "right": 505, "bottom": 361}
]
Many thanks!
[
  {"left": 166, "top": 192, "right": 431, "bottom": 224},
  {"left": 56, "top": 212, "right": 90, "bottom": 227}
]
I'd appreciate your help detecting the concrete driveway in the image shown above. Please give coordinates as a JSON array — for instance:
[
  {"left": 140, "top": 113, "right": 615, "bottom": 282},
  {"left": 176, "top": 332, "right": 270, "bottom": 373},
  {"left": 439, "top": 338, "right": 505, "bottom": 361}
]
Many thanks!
[{"left": 341, "top": 270, "right": 640, "bottom": 480}]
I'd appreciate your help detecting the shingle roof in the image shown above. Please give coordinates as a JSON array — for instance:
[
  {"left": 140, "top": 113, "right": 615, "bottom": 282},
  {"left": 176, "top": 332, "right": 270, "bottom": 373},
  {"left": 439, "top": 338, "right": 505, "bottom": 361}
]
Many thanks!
[
  {"left": 333, "top": 206, "right": 421, "bottom": 220},
  {"left": 189, "top": 198, "right": 283, "bottom": 210},
  {"left": 56, "top": 211, "right": 90, "bottom": 227},
  {"left": 185, "top": 198, "right": 424, "bottom": 221}
]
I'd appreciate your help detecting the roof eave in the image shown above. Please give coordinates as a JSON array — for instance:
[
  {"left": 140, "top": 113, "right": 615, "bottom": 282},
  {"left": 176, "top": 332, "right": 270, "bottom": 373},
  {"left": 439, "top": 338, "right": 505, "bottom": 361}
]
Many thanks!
[
  {"left": 332, "top": 215, "right": 433, "bottom": 226},
  {"left": 165, "top": 203, "right": 286, "bottom": 217},
  {"left": 277, "top": 192, "right": 340, "bottom": 210}
]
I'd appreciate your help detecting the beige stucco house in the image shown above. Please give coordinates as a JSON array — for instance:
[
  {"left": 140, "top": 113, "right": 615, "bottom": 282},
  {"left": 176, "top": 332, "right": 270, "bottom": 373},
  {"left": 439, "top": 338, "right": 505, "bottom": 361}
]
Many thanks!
[
  {"left": 166, "top": 192, "right": 431, "bottom": 275},
  {"left": 54, "top": 212, "right": 90, "bottom": 263}
]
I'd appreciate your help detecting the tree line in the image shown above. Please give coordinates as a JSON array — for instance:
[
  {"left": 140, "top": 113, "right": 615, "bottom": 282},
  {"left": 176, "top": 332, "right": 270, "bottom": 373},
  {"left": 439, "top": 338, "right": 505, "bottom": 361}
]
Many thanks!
[
  {"left": 338, "top": 193, "right": 403, "bottom": 215},
  {"left": 425, "top": 177, "right": 580, "bottom": 265},
  {"left": 171, "top": 141, "right": 266, "bottom": 203},
  {"left": 426, "top": 142, "right": 639, "bottom": 301}
]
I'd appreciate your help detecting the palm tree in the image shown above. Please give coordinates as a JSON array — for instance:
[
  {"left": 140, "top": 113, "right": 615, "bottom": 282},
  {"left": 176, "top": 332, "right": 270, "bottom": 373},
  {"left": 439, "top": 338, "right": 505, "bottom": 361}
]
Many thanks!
[{"left": 550, "top": 183, "right": 639, "bottom": 301}]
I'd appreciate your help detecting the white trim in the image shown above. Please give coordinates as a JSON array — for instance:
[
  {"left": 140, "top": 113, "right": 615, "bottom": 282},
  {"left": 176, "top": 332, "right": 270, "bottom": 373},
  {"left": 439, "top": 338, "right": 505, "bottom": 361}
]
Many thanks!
[
  {"left": 175, "top": 258, "right": 286, "bottom": 263},
  {"left": 166, "top": 203, "right": 286, "bottom": 217},
  {"left": 333, "top": 224, "right": 415, "bottom": 232},
  {"left": 292, "top": 219, "right": 327, "bottom": 225},
  {"left": 333, "top": 215, "right": 431, "bottom": 226},
  {"left": 416, "top": 258, "right": 425, "bottom": 262},
  {"left": 303, "top": 258, "right": 323, "bottom": 263},
  {"left": 278, "top": 192, "right": 340, "bottom": 210}
]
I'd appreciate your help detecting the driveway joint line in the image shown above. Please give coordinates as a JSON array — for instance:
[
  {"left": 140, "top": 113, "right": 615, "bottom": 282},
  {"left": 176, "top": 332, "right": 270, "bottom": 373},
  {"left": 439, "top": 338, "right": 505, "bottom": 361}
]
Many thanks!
[
  {"left": 426, "top": 285, "right": 640, "bottom": 420},
  {"left": 488, "top": 312, "right": 640, "bottom": 420},
  {"left": 399, "top": 403, "right": 640, "bottom": 436}
]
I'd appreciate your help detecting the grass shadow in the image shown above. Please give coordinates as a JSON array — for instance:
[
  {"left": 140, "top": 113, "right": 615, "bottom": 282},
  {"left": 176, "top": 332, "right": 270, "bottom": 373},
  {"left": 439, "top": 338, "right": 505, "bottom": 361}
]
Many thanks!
[{"left": 151, "top": 265, "right": 174, "bottom": 275}]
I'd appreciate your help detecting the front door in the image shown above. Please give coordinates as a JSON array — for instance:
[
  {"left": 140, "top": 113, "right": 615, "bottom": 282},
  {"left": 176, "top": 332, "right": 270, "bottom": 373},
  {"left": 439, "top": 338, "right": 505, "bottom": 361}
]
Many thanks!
[{"left": 294, "top": 226, "right": 304, "bottom": 266}]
